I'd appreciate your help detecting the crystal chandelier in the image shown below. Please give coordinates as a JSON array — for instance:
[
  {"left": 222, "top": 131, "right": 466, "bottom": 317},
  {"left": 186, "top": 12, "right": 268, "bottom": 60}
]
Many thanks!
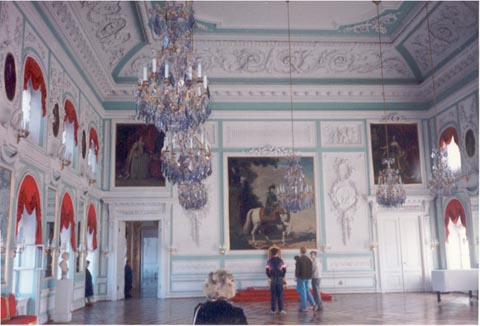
[
  {"left": 276, "top": 1, "right": 314, "bottom": 213},
  {"left": 178, "top": 181, "right": 208, "bottom": 210},
  {"left": 376, "top": 158, "right": 406, "bottom": 207},
  {"left": 135, "top": 1, "right": 210, "bottom": 134},
  {"left": 374, "top": 1, "right": 406, "bottom": 208},
  {"left": 425, "top": 3, "right": 457, "bottom": 197},
  {"left": 429, "top": 147, "right": 457, "bottom": 196},
  {"left": 161, "top": 128, "right": 212, "bottom": 185}
]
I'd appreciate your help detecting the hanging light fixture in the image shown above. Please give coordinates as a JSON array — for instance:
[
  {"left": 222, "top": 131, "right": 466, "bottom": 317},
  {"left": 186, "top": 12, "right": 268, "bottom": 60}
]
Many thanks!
[
  {"left": 276, "top": 1, "right": 314, "bottom": 213},
  {"left": 374, "top": 1, "right": 406, "bottom": 208},
  {"left": 135, "top": 1, "right": 210, "bottom": 134},
  {"left": 425, "top": 2, "right": 457, "bottom": 197}
]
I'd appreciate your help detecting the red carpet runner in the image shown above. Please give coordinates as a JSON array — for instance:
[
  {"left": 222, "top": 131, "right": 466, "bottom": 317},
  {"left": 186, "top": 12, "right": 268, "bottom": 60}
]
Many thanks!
[{"left": 232, "top": 287, "right": 332, "bottom": 302}]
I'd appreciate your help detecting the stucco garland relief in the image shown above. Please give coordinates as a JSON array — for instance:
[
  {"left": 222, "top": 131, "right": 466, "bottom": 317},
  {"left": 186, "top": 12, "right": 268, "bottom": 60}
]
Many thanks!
[
  {"left": 340, "top": 11, "right": 401, "bottom": 34},
  {"left": 80, "top": 1, "right": 131, "bottom": 67},
  {"left": 24, "top": 24, "right": 48, "bottom": 68},
  {"left": 458, "top": 93, "right": 479, "bottom": 176},
  {"left": 437, "top": 105, "right": 457, "bottom": 131},
  {"left": 195, "top": 41, "right": 412, "bottom": 78},
  {"left": 329, "top": 158, "right": 361, "bottom": 245},
  {"left": 406, "top": 2, "right": 477, "bottom": 75},
  {"left": 46, "top": 2, "right": 112, "bottom": 95}
]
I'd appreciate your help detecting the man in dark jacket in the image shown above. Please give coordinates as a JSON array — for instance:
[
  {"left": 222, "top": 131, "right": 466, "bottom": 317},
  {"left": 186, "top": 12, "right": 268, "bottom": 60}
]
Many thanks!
[
  {"left": 266, "top": 247, "right": 286, "bottom": 314},
  {"left": 295, "top": 247, "right": 316, "bottom": 312}
]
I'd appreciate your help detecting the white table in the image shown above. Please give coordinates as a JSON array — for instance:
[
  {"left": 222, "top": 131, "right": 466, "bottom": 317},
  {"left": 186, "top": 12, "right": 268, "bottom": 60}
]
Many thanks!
[{"left": 431, "top": 269, "right": 479, "bottom": 303}]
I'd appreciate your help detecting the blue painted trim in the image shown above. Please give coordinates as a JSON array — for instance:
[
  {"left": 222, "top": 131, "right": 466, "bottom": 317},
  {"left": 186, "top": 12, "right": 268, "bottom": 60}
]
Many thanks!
[
  {"left": 112, "top": 42, "right": 147, "bottom": 81},
  {"left": 210, "top": 102, "right": 426, "bottom": 111},
  {"left": 428, "top": 71, "right": 479, "bottom": 109},
  {"left": 209, "top": 77, "right": 420, "bottom": 85},
  {"left": 396, "top": 43, "right": 423, "bottom": 81}
]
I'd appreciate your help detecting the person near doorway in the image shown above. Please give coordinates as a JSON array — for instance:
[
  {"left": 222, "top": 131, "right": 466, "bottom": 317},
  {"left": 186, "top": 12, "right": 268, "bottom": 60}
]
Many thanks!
[
  {"left": 310, "top": 251, "right": 323, "bottom": 311},
  {"left": 266, "top": 247, "right": 286, "bottom": 314},
  {"left": 295, "top": 247, "right": 316, "bottom": 312},
  {"left": 85, "top": 260, "right": 94, "bottom": 306},
  {"left": 125, "top": 260, "right": 133, "bottom": 298},
  {"left": 192, "top": 269, "right": 247, "bottom": 324}
]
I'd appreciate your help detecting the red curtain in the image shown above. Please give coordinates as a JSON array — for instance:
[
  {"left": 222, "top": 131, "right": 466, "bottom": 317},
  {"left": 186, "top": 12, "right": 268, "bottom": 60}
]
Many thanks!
[
  {"left": 89, "top": 127, "right": 99, "bottom": 159},
  {"left": 444, "top": 199, "right": 466, "bottom": 243},
  {"left": 87, "top": 203, "right": 97, "bottom": 250},
  {"left": 60, "top": 193, "right": 76, "bottom": 252},
  {"left": 439, "top": 127, "right": 459, "bottom": 148},
  {"left": 16, "top": 175, "right": 42, "bottom": 244},
  {"left": 64, "top": 100, "right": 79, "bottom": 145},
  {"left": 23, "top": 57, "right": 46, "bottom": 116}
]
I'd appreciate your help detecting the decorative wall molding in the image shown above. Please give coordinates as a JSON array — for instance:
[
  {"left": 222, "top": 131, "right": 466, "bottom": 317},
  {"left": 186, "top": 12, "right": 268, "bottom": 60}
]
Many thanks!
[
  {"left": 458, "top": 92, "right": 479, "bottom": 179},
  {"left": 23, "top": 23, "right": 48, "bottom": 69},
  {"left": 326, "top": 256, "right": 374, "bottom": 271},
  {"left": 320, "top": 121, "right": 364, "bottom": 148},
  {"left": 223, "top": 121, "right": 316, "bottom": 149}
]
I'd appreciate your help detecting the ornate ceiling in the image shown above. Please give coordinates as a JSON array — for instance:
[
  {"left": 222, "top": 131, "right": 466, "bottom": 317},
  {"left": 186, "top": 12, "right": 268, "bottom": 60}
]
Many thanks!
[{"left": 33, "top": 1, "right": 479, "bottom": 107}]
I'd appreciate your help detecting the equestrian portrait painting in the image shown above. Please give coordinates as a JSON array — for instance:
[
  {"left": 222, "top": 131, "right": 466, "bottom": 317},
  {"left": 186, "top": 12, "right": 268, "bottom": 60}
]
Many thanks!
[
  {"left": 115, "top": 123, "right": 165, "bottom": 187},
  {"left": 227, "top": 156, "right": 317, "bottom": 250}
]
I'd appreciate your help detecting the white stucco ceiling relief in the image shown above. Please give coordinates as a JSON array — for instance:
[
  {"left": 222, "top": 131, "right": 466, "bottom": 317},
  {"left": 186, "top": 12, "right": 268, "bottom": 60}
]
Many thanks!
[{"left": 402, "top": 1, "right": 478, "bottom": 77}]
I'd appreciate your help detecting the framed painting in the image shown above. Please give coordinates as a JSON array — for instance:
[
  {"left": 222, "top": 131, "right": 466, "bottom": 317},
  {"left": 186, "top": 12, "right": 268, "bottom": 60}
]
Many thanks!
[
  {"left": 115, "top": 123, "right": 166, "bottom": 187},
  {"left": 227, "top": 155, "right": 317, "bottom": 250},
  {"left": 0, "top": 165, "right": 12, "bottom": 284},
  {"left": 370, "top": 123, "right": 422, "bottom": 185}
]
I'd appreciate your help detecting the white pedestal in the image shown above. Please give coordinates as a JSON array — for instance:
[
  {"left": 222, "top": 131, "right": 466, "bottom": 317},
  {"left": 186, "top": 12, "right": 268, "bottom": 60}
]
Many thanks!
[{"left": 53, "top": 279, "right": 73, "bottom": 323}]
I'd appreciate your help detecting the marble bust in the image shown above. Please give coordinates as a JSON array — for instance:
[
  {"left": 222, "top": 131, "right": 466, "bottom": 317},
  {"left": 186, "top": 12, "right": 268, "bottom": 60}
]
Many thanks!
[{"left": 59, "top": 252, "right": 69, "bottom": 279}]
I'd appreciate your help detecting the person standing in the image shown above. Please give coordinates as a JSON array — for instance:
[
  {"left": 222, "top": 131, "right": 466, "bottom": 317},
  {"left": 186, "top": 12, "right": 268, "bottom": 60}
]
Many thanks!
[
  {"left": 310, "top": 251, "right": 323, "bottom": 311},
  {"left": 295, "top": 247, "right": 316, "bottom": 312},
  {"left": 85, "top": 260, "right": 94, "bottom": 306},
  {"left": 125, "top": 260, "right": 133, "bottom": 298},
  {"left": 266, "top": 247, "right": 286, "bottom": 315}
]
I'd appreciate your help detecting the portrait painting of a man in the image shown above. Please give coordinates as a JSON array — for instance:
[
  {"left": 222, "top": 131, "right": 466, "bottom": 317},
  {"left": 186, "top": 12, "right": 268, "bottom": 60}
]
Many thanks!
[
  {"left": 227, "top": 156, "right": 317, "bottom": 250},
  {"left": 115, "top": 124, "right": 165, "bottom": 187}
]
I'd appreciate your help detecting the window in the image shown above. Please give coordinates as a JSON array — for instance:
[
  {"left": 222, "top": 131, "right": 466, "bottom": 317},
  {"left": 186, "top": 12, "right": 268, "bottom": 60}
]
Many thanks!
[
  {"left": 22, "top": 57, "right": 46, "bottom": 145},
  {"left": 62, "top": 100, "right": 79, "bottom": 165},
  {"left": 439, "top": 127, "right": 461, "bottom": 173},
  {"left": 88, "top": 128, "right": 100, "bottom": 182},
  {"left": 444, "top": 199, "right": 470, "bottom": 269}
]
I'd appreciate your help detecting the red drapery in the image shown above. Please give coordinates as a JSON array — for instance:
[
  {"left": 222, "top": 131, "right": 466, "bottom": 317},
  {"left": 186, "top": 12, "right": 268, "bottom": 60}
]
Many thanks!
[
  {"left": 60, "top": 193, "right": 76, "bottom": 252},
  {"left": 444, "top": 199, "right": 466, "bottom": 243},
  {"left": 87, "top": 203, "right": 97, "bottom": 250},
  {"left": 64, "top": 100, "right": 79, "bottom": 145},
  {"left": 439, "top": 127, "right": 459, "bottom": 148},
  {"left": 16, "top": 175, "right": 42, "bottom": 244},
  {"left": 23, "top": 57, "right": 46, "bottom": 116},
  {"left": 89, "top": 127, "right": 99, "bottom": 159}
]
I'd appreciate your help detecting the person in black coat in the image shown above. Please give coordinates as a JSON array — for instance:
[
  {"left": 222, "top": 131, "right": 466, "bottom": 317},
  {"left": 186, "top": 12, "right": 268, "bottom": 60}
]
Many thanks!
[
  {"left": 85, "top": 260, "right": 94, "bottom": 306},
  {"left": 193, "top": 269, "right": 248, "bottom": 325},
  {"left": 125, "top": 261, "right": 133, "bottom": 298}
]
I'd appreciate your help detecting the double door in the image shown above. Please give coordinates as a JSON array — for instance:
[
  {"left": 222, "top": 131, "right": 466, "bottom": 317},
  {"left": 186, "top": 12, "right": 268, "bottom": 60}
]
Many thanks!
[{"left": 377, "top": 215, "right": 425, "bottom": 292}]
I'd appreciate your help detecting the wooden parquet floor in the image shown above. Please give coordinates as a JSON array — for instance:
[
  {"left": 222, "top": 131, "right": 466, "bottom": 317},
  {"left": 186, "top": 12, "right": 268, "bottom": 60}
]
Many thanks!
[{"left": 47, "top": 292, "right": 478, "bottom": 325}]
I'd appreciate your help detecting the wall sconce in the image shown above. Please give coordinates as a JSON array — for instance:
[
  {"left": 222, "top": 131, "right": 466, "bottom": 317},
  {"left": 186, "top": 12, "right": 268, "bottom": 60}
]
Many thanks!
[
  {"left": 16, "top": 128, "right": 29, "bottom": 143},
  {"left": 102, "top": 247, "right": 110, "bottom": 256},
  {"left": 60, "top": 157, "right": 71, "bottom": 170},
  {"left": 218, "top": 244, "right": 226, "bottom": 255},
  {"left": 369, "top": 242, "right": 379, "bottom": 251},
  {"left": 77, "top": 243, "right": 86, "bottom": 256},
  {"left": 430, "top": 239, "right": 439, "bottom": 250},
  {"left": 88, "top": 178, "right": 96, "bottom": 185},
  {"left": 169, "top": 245, "right": 176, "bottom": 256},
  {"left": 320, "top": 243, "right": 331, "bottom": 253}
]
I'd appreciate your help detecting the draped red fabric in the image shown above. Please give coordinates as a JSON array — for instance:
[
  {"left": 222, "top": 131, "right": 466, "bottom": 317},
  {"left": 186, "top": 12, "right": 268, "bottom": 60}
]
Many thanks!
[
  {"left": 439, "top": 127, "right": 459, "bottom": 148},
  {"left": 23, "top": 57, "right": 46, "bottom": 116},
  {"left": 87, "top": 204, "right": 97, "bottom": 250},
  {"left": 60, "top": 193, "right": 76, "bottom": 252},
  {"left": 64, "top": 100, "right": 79, "bottom": 145},
  {"left": 89, "top": 128, "right": 99, "bottom": 159},
  {"left": 444, "top": 199, "right": 466, "bottom": 242},
  {"left": 16, "top": 175, "right": 42, "bottom": 244}
]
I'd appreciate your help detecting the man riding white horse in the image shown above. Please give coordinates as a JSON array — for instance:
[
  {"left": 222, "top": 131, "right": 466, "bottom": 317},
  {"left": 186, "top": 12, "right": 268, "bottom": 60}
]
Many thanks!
[{"left": 243, "top": 184, "right": 291, "bottom": 245}]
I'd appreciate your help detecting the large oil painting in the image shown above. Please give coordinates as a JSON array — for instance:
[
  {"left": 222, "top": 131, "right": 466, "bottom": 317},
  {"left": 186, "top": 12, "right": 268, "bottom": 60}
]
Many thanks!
[
  {"left": 115, "top": 124, "right": 166, "bottom": 187},
  {"left": 0, "top": 165, "right": 12, "bottom": 284},
  {"left": 227, "top": 156, "right": 317, "bottom": 250},
  {"left": 370, "top": 123, "right": 422, "bottom": 184}
]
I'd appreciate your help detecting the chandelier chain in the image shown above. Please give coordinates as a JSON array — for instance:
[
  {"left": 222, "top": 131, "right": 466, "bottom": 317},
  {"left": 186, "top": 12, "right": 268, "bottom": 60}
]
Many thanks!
[{"left": 287, "top": 0, "right": 295, "bottom": 153}]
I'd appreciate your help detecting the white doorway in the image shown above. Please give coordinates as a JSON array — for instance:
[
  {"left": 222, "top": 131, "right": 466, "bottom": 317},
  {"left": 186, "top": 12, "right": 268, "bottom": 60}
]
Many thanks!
[{"left": 377, "top": 215, "right": 425, "bottom": 292}]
